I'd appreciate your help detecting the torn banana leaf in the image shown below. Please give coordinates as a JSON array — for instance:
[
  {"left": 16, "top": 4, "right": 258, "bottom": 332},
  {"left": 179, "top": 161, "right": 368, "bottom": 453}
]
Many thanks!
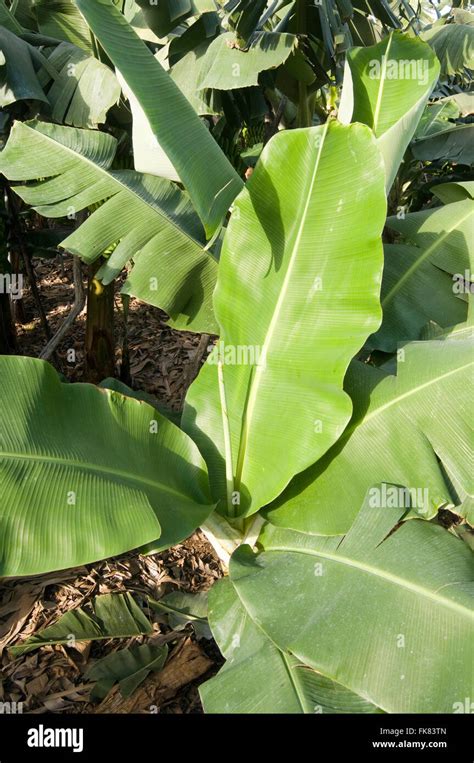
[
  {"left": 86, "top": 643, "right": 168, "bottom": 700},
  {"left": 232, "top": 493, "right": 474, "bottom": 713},
  {"left": 200, "top": 578, "right": 381, "bottom": 714},
  {"left": 9, "top": 594, "right": 152, "bottom": 656}
]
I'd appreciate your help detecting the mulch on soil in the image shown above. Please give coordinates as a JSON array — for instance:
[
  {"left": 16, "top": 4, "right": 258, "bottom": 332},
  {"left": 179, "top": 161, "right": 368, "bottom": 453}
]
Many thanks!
[
  {"left": 1, "top": 254, "right": 223, "bottom": 714},
  {"left": 15, "top": 254, "right": 212, "bottom": 410}
]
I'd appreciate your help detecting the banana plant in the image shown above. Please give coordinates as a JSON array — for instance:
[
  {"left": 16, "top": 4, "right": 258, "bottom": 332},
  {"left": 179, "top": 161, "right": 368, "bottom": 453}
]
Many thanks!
[
  {"left": 0, "top": 1, "right": 472, "bottom": 714},
  {"left": 0, "top": 117, "right": 389, "bottom": 575},
  {"left": 1, "top": 116, "right": 472, "bottom": 711},
  {"left": 0, "top": 6, "right": 445, "bottom": 337},
  {"left": 182, "top": 119, "right": 387, "bottom": 518}
]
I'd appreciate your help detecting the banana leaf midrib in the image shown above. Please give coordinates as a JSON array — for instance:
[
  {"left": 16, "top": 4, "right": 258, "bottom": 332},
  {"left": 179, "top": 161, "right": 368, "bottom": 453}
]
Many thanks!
[
  {"left": 415, "top": 122, "right": 473, "bottom": 141},
  {"left": 229, "top": 576, "right": 383, "bottom": 709},
  {"left": 334, "top": 360, "right": 473, "bottom": 449},
  {"left": 19, "top": 122, "right": 205, "bottom": 250},
  {"left": 223, "top": 583, "right": 317, "bottom": 712},
  {"left": 0, "top": 449, "right": 199, "bottom": 502},
  {"left": 372, "top": 32, "right": 393, "bottom": 134},
  {"left": 363, "top": 360, "right": 473, "bottom": 424},
  {"left": 300, "top": 359, "right": 473, "bottom": 465},
  {"left": 252, "top": 545, "right": 473, "bottom": 618},
  {"left": 383, "top": 205, "right": 474, "bottom": 306},
  {"left": 234, "top": 120, "right": 331, "bottom": 486},
  {"left": 280, "top": 650, "right": 310, "bottom": 712}
]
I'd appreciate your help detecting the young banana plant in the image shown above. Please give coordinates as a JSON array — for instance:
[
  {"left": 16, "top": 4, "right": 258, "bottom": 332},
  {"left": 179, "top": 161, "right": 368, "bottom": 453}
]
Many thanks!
[
  {"left": 0, "top": 2, "right": 472, "bottom": 714},
  {"left": 0, "top": 120, "right": 471, "bottom": 715},
  {"left": 0, "top": 116, "right": 388, "bottom": 575}
]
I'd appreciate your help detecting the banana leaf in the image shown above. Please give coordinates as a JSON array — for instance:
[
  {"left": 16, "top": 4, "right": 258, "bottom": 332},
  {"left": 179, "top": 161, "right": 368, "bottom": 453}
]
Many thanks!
[
  {"left": 386, "top": 197, "right": 473, "bottom": 276},
  {"left": 39, "top": 41, "right": 121, "bottom": 128},
  {"left": 86, "top": 643, "right": 168, "bottom": 700},
  {"left": 231, "top": 493, "right": 474, "bottom": 713},
  {"left": 183, "top": 121, "right": 387, "bottom": 517},
  {"left": 10, "top": 593, "right": 152, "bottom": 656},
  {"left": 34, "top": 0, "right": 94, "bottom": 53},
  {"left": 339, "top": 31, "right": 440, "bottom": 190},
  {"left": 0, "top": 120, "right": 219, "bottom": 334},
  {"left": 421, "top": 22, "right": 474, "bottom": 78},
  {"left": 0, "top": 356, "right": 213, "bottom": 577},
  {"left": 196, "top": 31, "right": 298, "bottom": 90},
  {"left": 76, "top": 0, "right": 243, "bottom": 237},
  {"left": 0, "top": 27, "right": 49, "bottom": 106},
  {"left": 266, "top": 325, "right": 473, "bottom": 534},
  {"left": 200, "top": 577, "right": 381, "bottom": 713}
]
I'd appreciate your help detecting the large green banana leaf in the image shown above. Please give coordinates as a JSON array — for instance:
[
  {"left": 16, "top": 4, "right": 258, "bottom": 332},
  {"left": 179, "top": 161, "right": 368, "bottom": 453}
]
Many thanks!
[
  {"left": 200, "top": 577, "right": 381, "bottom": 714},
  {"left": 423, "top": 314, "right": 474, "bottom": 527},
  {"left": 196, "top": 31, "right": 298, "bottom": 90},
  {"left": 231, "top": 495, "right": 474, "bottom": 713},
  {"left": 432, "top": 180, "right": 474, "bottom": 204},
  {"left": 183, "top": 121, "right": 387, "bottom": 517},
  {"left": 0, "top": 356, "right": 213, "bottom": 578},
  {"left": 386, "top": 197, "right": 474, "bottom": 278},
  {"left": 170, "top": 42, "right": 222, "bottom": 118},
  {"left": 99, "top": 377, "right": 181, "bottom": 427},
  {"left": 0, "top": 120, "right": 219, "bottom": 334},
  {"left": 339, "top": 31, "right": 439, "bottom": 190},
  {"left": 369, "top": 190, "right": 473, "bottom": 351},
  {"left": 75, "top": 0, "right": 243, "bottom": 237},
  {"left": 413, "top": 123, "right": 474, "bottom": 166},
  {"left": 34, "top": 0, "right": 94, "bottom": 53},
  {"left": 411, "top": 97, "right": 474, "bottom": 166},
  {"left": 266, "top": 326, "right": 473, "bottom": 534},
  {"left": 369, "top": 243, "right": 467, "bottom": 352},
  {"left": 0, "top": 27, "right": 49, "bottom": 106},
  {"left": 421, "top": 22, "right": 474, "bottom": 78},
  {"left": 118, "top": 69, "right": 179, "bottom": 184},
  {"left": 370, "top": 196, "right": 474, "bottom": 351}
]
